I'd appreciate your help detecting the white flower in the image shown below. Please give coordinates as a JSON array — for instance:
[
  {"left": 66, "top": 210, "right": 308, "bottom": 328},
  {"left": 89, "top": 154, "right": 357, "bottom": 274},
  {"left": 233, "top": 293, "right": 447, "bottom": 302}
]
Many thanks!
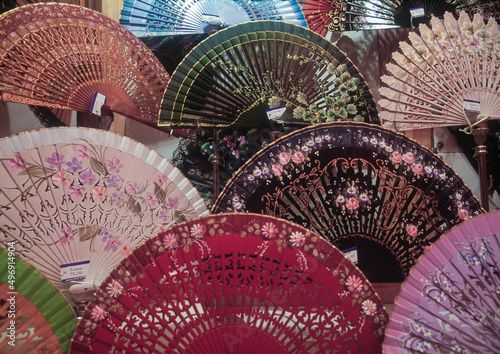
[
  {"left": 361, "top": 299, "right": 377, "bottom": 316},
  {"left": 289, "top": 231, "right": 306, "bottom": 247},
  {"left": 106, "top": 280, "right": 123, "bottom": 298},
  {"left": 190, "top": 224, "right": 206, "bottom": 239}
]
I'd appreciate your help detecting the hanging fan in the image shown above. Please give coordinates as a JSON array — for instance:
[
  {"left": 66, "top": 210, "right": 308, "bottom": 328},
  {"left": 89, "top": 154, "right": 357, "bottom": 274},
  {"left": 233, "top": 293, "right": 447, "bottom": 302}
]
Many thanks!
[
  {"left": 0, "top": 248, "right": 77, "bottom": 353},
  {"left": 378, "top": 10, "right": 500, "bottom": 131},
  {"left": 71, "top": 212, "right": 389, "bottom": 353},
  {"left": 212, "top": 122, "right": 484, "bottom": 283},
  {"left": 383, "top": 210, "right": 500, "bottom": 353},
  {"left": 120, "top": 0, "right": 308, "bottom": 37},
  {"left": 299, "top": 0, "right": 402, "bottom": 35},
  {"left": 158, "top": 20, "right": 378, "bottom": 129},
  {"left": 0, "top": 127, "right": 208, "bottom": 304},
  {"left": 446, "top": 0, "right": 500, "bottom": 20},
  {"left": 0, "top": 3, "right": 169, "bottom": 127}
]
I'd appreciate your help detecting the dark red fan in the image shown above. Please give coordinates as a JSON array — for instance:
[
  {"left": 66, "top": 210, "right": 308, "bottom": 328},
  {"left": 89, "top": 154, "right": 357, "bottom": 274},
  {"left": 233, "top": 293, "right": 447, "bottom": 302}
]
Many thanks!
[
  {"left": 212, "top": 122, "right": 484, "bottom": 283},
  {"left": 71, "top": 213, "right": 389, "bottom": 353}
]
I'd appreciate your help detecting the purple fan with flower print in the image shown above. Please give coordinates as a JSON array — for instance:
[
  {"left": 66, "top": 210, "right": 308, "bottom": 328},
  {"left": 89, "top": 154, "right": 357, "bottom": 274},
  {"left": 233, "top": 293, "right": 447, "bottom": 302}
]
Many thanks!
[
  {"left": 384, "top": 210, "right": 500, "bottom": 353},
  {"left": 212, "top": 122, "right": 484, "bottom": 283},
  {"left": 0, "top": 127, "right": 208, "bottom": 305},
  {"left": 71, "top": 213, "right": 389, "bottom": 353}
]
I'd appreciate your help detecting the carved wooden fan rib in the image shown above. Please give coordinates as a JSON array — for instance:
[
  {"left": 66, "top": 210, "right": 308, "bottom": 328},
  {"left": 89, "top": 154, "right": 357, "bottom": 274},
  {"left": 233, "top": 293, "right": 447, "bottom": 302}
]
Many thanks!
[
  {"left": 71, "top": 213, "right": 389, "bottom": 353},
  {"left": 212, "top": 122, "right": 484, "bottom": 283},
  {"left": 159, "top": 20, "right": 378, "bottom": 129},
  {"left": 120, "top": 0, "right": 308, "bottom": 37},
  {"left": 0, "top": 127, "right": 208, "bottom": 304},
  {"left": 0, "top": 3, "right": 169, "bottom": 126}
]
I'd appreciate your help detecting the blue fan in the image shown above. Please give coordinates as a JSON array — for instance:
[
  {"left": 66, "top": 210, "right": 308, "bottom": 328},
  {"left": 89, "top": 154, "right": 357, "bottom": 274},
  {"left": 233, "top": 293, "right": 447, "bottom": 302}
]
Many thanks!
[{"left": 120, "top": 0, "right": 307, "bottom": 37}]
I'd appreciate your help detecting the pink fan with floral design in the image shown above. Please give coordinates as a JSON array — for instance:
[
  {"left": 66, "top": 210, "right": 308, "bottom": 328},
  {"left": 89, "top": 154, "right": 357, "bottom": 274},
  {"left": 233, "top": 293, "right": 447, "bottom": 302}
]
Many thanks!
[
  {"left": 71, "top": 213, "right": 389, "bottom": 353},
  {"left": 0, "top": 127, "right": 208, "bottom": 305}
]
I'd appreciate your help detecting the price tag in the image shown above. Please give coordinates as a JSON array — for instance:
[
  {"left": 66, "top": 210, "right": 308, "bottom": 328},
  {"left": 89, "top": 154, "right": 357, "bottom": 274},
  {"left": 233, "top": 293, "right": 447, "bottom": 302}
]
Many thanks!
[
  {"left": 60, "top": 260, "right": 90, "bottom": 283},
  {"left": 90, "top": 92, "right": 106, "bottom": 115},
  {"left": 343, "top": 247, "right": 358, "bottom": 264},
  {"left": 463, "top": 99, "right": 480, "bottom": 113},
  {"left": 202, "top": 14, "right": 219, "bottom": 24},
  {"left": 266, "top": 106, "right": 287, "bottom": 121},
  {"left": 409, "top": 7, "right": 425, "bottom": 18}
]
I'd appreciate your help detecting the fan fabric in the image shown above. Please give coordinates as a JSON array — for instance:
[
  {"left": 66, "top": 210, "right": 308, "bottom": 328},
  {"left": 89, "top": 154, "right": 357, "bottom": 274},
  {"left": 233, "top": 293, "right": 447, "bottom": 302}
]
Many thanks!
[
  {"left": 299, "top": 0, "right": 401, "bottom": 35},
  {"left": 0, "top": 248, "right": 77, "bottom": 353},
  {"left": 384, "top": 210, "right": 500, "bottom": 353},
  {"left": 379, "top": 10, "right": 500, "bottom": 130},
  {"left": 158, "top": 20, "right": 378, "bottom": 129},
  {"left": 0, "top": 127, "right": 208, "bottom": 301},
  {"left": 0, "top": 3, "right": 169, "bottom": 125},
  {"left": 212, "top": 122, "right": 483, "bottom": 282},
  {"left": 120, "top": 0, "right": 308, "bottom": 37},
  {"left": 71, "top": 213, "right": 388, "bottom": 353}
]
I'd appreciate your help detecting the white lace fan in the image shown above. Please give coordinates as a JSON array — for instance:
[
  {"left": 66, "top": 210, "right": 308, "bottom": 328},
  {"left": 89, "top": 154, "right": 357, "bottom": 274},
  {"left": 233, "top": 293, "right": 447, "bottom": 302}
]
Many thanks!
[
  {"left": 0, "top": 127, "right": 208, "bottom": 304},
  {"left": 378, "top": 10, "right": 500, "bottom": 131}
]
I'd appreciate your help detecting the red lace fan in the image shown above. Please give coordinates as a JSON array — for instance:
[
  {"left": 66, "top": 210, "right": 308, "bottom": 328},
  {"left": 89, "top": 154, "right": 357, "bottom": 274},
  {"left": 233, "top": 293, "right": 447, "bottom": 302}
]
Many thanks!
[
  {"left": 384, "top": 210, "right": 500, "bottom": 353},
  {"left": 212, "top": 122, "right": 484, "bottom": 283},
  {"left": 0, "top": 3, "right": 169, "bottom": 126},
  {"left": 71, "top": 213, "right": 389, "bottom": 353}
]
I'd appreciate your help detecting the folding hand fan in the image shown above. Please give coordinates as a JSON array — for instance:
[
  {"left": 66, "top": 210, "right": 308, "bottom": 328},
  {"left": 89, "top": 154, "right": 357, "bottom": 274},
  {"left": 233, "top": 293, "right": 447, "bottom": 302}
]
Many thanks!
[
  {"left": 446, "top": 0, "right": 500, "bottom": 20},
  {"left": 71, "top": 213, "right": 389, "bottom": 353},
  {"left": 159, "top": 20, "right": 378, "bottom": 129},
  {"left": 384, "top": 209, "right": 500, "bottom": 353},
  {"left": 0, "top": 127, "right": 208, "bottom": 304},
  {"left": 0, "top": 248, "right": 77, "bottom": 353},
  {"left": 120, "top": 0, "right": 308, "bottom": 37},
  {"left": 212, "top": 122, "right": 484, "bottom": 283},
  {"left": 378, "top": 10, "right": 500, "bottom": 131},
  {"left": 0, "top": 3, "right": 169, "bottom": 127},
  {"left": 299, "top": 0, "right": 402, "bottom": 35}
]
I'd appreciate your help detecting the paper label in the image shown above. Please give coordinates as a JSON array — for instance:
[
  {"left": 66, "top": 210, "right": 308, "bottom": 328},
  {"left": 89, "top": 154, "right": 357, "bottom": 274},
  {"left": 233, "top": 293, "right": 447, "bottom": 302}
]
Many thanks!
[
  {"left": 60, "top": 260, "right": 90, "bottom": 283},
  {"left": 266, "top": 106, "right": 287, "bottom": 121},
  {"left": 409, "top": 8, "right": 425, "bottom": 18},
  {"left": 90, "top": 92, "right": 106, "bottom": 115},
  {"left": 463, "top": 99, "right": 480, "bottom": 113},
  {"left": 202, "top": 14, "right": 219, "bottom": 23},
  {"left": 343, "top": 247, "right": 358, "bottom": 264}
]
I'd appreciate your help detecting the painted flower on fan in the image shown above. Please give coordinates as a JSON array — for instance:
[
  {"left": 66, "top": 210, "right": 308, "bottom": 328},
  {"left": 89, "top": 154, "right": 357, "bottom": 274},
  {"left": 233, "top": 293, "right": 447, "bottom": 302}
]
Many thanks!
[
  {"left": 163, "top": 233, "right": 179, "bottom": 250},
  {"left": 359, "top": 193, "right": 369, "bottom": 202},
  {"left": 80, "top": 168, "right": 97, "bottom": 185},
  {"left": 68, "top": 185, "right": 85, "bottom": 199},
  {"left": 336, "top": 195, "right": 345, "bottom": 204},
  {"left": 58, "top": 226, "right": 73, "bottom": 245},
  {"left": 166, "top": 196, "right": 179, "bottom": 210},
  {"left": 390, "top": 151, "right": 403, "bottom": 164},
  {"left": 119, "top": 245, "right": 132, "bottom": 256},
  {"left": 159, "top": 209, "right": 169, "bottom": 221},
  {"left": 361, "top": 299, "right": 377, "bottom": 316},
  {"left": 268, "top": 96, "right": 281, "bottom": 108},
  {"left": 252, "top": 167, "right": 262, "bottom": 178},
  {"left": 91, "top": 304, "right": 107, "bottom": 322},
  {"left": 405, "top": 224, "right": 418, "bottom": 238},
  {"left": 99, "top": 228, "right": 113, "bottom": 242},
  {"left": 450, "top": 344, "right": 471, "bottom": 354},
  {"left": 7, "top": 154, "right": 25, "bottom": 171},
  {"left": 292, "top": 151, "right": 306, "bottom": 164},
  {"left": 125, "top": 182, "right": 141, "bottom": 195},
  {"left": 65, "top": 157, "right": 83, "bottom": 173},
  {"left": 190, "top": 224, "right": 206, "bottom": 239},
  {"left": 106, "top": 174, "right": 121, "bottom": 189},
  {"left": 278, "top": 151, "right": 291, "bottom": 165},
  {"left": 345, "top": 275, "right": 363, "bottom": 293},
  {"left": 289, "top": 231, "right": 306, "bottom": 247},
  {"left": 293, "top": 106, "right": 305, "bottom": 119},
  {"left": 76, "top": 146, "right": 90, "bottom": 160},
  {"left": 296, "top": 92, "right": 308, "bottom": 105},
  {"left": 346, "top": 197, "right": 359, "bottom": 211},
  {"left": 106, "top": 157, "right": 123, "bottom": 174},
  {"left": 412, "top": 163, "right": 424, "bottom": 175},
  {"left": 111, "top": 192, "right": 126, "bottom": 207},
  {"left": 52, "top": 169, "right": 72, "bottom": 186},
  {"left": 262, "top": 222, "right": 278, "bottom": 240},
  {"left": 91, "top": 185, "right": 107, "bottom": 202},
  {"left": 271, "top": 163, "right": 283, "bottom": 176},
  {"left": 458, "top": 208, "right": 470, "bottom": 220},
  {"left": 346, "top": 185, "right": 357, "bottom": 196},
  {"left": 104, "top": 235, "right": 121, "bottom": 252},
  {"left": 262, "top": 166, "right": 271, "bottom": 176},
  {"left": 415, "top": 340, "right": 431, "bottom": 352},
  {"left": 106, "top": 279, "right": 123, "bottom": 298},
  {"left": 46, "top": 152, "right": 65, "bottom": 169},
  {"left": 403, "top": 152, "right": 415, "bottom": 164},
  {"left": 144, "top": 193, "right": 158, "bottom": 207},
  {"left": 155, "top": 173, "right": 166, "bottom": 186}
]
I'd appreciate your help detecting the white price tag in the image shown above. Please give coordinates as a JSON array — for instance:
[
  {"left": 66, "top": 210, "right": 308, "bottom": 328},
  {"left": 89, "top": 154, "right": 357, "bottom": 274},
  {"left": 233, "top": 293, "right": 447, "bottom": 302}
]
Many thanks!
[
  {"left": 343, "top": 247, "right": 358, "bottom": 264},
  {"left": 266, "top": 106, "right": 287, "bottom": 121},
  {"left": 60, "top": 260, "right": 90, "bottom": 283},
  {"left": 409, "top": 7, "right": 425, "bottom": 18},
  {"left": 90, "top": 92, "right": 107, "bottom": 115},
  {"left": 463, "top": 99, "right": 480, "bottom": 113}
]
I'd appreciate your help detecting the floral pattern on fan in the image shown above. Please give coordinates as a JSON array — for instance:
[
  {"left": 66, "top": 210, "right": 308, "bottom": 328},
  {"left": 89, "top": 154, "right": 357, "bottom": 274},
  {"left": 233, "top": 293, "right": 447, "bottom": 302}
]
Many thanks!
[{"left": 399, "top": 235, "right": 499, "bottom": 352}]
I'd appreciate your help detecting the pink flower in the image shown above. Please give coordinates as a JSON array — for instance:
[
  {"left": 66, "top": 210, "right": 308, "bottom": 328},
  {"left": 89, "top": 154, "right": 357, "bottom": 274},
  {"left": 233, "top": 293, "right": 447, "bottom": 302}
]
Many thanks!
[
  {"left": 91, "top": 304, "right": 107, "bottom": 322},
  {"left": 292, "top": 151, "right": 306, "bottom": 164},
  {"left": 52, "top": 169, "right": 72, "bottom": 186},
  {"left": 144, "top": 194, "right": 158, "bottom": 207},
  {"left": 190, "top": 224, "right": 206, "bottom": 239},
  {"left": 77, "top": 146, "right": 90, "bottom": 160},
  {"left": 163, "top": 233, "right": 179, "bottom": 250},
  {"left": 126, "top": 182, "right": 141, "bottom": 195},
  {"left": 390, "top": 151, "right": 402, "bottom": 164},
  {"left": 289, "top": 231, "right": 306, "bottom": 247},
  {"left": 346, "top": 197, "right": 359, "bottom": 211},
  {"left": 406, "top": 224, "right": 418, "bottom": 237},
  {"left": 7, "top": 154, "right": 25, "bottom": 171},
  {"left": 262, "top": 222, "right": 278, "bottom": 239},
  {"left": 278, "top": 151, "right": 291, "bottom": 165},
  {"left": 106, "top": 280, "right": 123, "bottom": 298},
  {"left": 362, "top": 299, "right": 377, "bottom": 316},
  {"left": 412, "top": 163, "right": 423, "bottom": 175},
  {"left": 58, "top": 226, "right": 73, "bottom": 245},
  {"left": 155, "top": 173, "right": 166, "bottom": 186},
  {"left": 91, "top": 185, "right": 107, "bottom": 202},
  {"left": 345, "top": 275, "right": 363, "bottom": 293},
  {"left": 458, "top": 208, "right": 469, "bottom": 220},
  {"left": 271, "top": 163, "right": 283, "bottom": 176},
  {"left": 119, "top": 245, "right": 132, "bottom": 256},
  {"left": 68, "top": 185, "right": 85, "bottom": 199},
  {"left": 403, "top": 152, "right": 415, "bottom": 164}
]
